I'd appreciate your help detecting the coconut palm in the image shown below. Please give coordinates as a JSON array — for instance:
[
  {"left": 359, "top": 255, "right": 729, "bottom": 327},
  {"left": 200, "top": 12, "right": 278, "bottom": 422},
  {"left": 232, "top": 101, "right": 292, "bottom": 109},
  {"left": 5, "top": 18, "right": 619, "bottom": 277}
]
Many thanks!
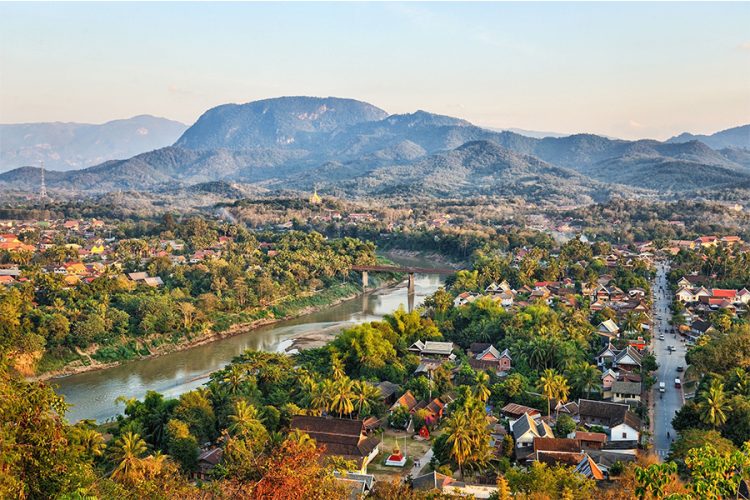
[
  {"left": 330, "top": 378, "right": 355, "bottom": 418},
  {"left": 539, "top": 368, "right": 558, "bottom": 417},
  {"left": 445, "top": 410, "right": 473, "bottom": 480},
  {"left": 110, "top": 432, "right": 147, "bottom": 484},
  {"left": 570, "top": 362, "right": 601, "bottom": 398},
  {"left": 73, "top": 427, "right": 106, "bottom": 458},
  {"left": 474, "top": 371, "right": 491, "bottom": 403},
  {"left": 228, "top": 400, "right": 261, "bottom": 436},
  {"left": 698, "top": 379, "right": 731, "bottom": 428},
  {"left": 352, "top": 380, "right": 382, "bottom": 418},
  {"left": 310, "top": 379, "right": 332, "bottom": 415}
]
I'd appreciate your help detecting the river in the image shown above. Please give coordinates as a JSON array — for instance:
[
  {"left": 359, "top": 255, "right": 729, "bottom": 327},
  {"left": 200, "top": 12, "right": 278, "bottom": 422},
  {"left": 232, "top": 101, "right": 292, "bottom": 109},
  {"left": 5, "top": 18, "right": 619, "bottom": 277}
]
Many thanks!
[{"left": 52, "top": 256, "right": 446, "bottom": 423}]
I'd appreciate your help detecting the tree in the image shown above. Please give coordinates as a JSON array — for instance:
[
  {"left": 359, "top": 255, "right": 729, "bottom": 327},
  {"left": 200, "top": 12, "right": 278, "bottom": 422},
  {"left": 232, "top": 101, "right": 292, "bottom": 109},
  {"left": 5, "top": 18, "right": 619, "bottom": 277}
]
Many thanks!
[
  {"left": 172, "top": 389, "right": 216, "bottom": 443},
  {"left": 554, "top": 414, "right": 576, "bottom": 438},
  {"left": 474, "top": 371, "right": 491, "bottom": 403},
  {"left": 110, "top": 432, "right": 148, "bottom": 485},
  {"left": 569, "top": 362, "right": 601, "bottom": 399},
  {"left": 538, "top": 369, "right": 569, "bottom": 417},
  {"left": 668, "top": 429, "right": 735, "bottom": 464},
  {"left": 351, "top": 380, "right": 383, "bottom": 419},
  {"left": 444, "top": 410, "right": 473, "bottom": 480},
  {"left": 697, "top": 379, "right": 731, "bottom": 428},
  {"left": 165, "top": 419, "right": 199, "bottom": 473},
  {"left": 634, "top": 462, "right": 678, "bottom": 500},
  {"left": 684, "top": 443, "right": 750, "bottom": 499},
  {"left": 330, "top": 378, "right": 354, "bottom": 418}
]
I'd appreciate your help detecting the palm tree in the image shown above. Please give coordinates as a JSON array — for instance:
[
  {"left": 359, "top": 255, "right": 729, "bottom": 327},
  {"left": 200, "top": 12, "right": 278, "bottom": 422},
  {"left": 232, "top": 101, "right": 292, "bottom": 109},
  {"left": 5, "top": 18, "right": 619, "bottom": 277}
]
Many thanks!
[
  {"left": 553, "top": 373, "right": 570, "bottom": 418},
  {"left": 222, "top": 365, "right": 246, "bottom": 395},
  {"left": 730, "top": 368, "right": 750, "bottom": 396},
  {"left": 445, "top": 410, "right": 473, "bottom": 480},
  {"left": 570, "top": 362, "right": 601, "bottom": 398},
  {"left": 110, "top": 432, "right": 147, "bottom": 484},
  {"left": 352, "top": 380, "right": 382, "bottom": 418},
  {"left": 330, "top": 352, "right": 346, "bottom": 381},
  {"left": 286, "top": 429, "right": 317, "bottom": 450},
  {"left": 228, "top": 400, "right": 261, "bottom": 436},
  {"left": 474, "top": 371, "right": 491, "bottom": 403},
  {"left": 330, "top": 378, "right": 355, "bottom": 418},
  {"left": 698, "top": 379, "right": 731, "bottom": 428},
  {"left": 74, "top": 427, "right": 106, "bottom": 458},
  {"left": 539, "top": 368, "right": 558, "bottom": 417},
  {"left": 310, "top": 379, "right": 332, "bottom": 415}
]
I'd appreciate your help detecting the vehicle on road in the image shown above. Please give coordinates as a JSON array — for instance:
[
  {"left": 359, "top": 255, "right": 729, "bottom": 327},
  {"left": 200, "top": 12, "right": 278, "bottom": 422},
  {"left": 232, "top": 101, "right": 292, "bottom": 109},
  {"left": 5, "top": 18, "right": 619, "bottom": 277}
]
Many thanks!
[
  {"left": 676, "top": 366, "right": 684, "bottom": 372},
  {"left": 659, "top": 334, "right": 665, "bottom": 340},
  {"left": 675, "top": 378, "right": 682, "bottom": 388},
  {"left": 659, "top": 382, "right": 666, "bottom": 392}
]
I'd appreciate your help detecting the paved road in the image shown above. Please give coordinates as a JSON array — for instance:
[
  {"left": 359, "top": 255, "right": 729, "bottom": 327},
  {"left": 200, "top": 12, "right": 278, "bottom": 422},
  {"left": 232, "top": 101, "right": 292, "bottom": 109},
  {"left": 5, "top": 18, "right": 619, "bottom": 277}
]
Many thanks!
[{"left": 651, "top": 261, "right": 687, "bottom": 458}]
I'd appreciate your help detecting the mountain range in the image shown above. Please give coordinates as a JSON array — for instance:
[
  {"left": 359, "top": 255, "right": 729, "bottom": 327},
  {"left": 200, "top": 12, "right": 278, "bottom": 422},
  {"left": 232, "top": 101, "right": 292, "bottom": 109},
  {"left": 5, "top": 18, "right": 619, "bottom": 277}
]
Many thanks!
[
  {"left": 0, "top": 115, "right": 187, "bottom": 172},
  {"left": 1, "top": 96, "right": 748, "bottom": 205}
]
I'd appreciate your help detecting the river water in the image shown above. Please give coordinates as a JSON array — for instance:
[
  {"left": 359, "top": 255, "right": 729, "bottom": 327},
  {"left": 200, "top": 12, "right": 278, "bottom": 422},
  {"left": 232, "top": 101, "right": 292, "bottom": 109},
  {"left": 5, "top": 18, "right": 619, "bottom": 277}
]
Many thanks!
[{"left": 53, "top": 256, "right": 445, "bottom": 423}]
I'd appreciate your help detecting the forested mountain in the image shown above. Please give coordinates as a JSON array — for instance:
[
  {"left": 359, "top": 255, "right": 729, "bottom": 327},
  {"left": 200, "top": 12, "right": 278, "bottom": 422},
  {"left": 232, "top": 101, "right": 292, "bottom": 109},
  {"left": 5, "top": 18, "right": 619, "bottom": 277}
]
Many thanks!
[
  {"left": 0, "top": 115, "right": 187, "bottom": 172},
  {"left": 1, "top": 96, "right": 748, "bottom": 203},
  {"left": 174, "top": 96, "right": 387, "bottom": 150},
  {"left": 668, "top": 124, "right": 750, "bottom": 150}
]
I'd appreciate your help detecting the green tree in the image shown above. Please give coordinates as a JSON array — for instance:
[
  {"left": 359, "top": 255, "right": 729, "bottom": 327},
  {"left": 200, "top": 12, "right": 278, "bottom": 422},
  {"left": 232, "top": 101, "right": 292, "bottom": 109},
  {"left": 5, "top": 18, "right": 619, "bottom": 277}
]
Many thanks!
[{"left": 697, "top": 379, "right": 731, "bottom": 428}]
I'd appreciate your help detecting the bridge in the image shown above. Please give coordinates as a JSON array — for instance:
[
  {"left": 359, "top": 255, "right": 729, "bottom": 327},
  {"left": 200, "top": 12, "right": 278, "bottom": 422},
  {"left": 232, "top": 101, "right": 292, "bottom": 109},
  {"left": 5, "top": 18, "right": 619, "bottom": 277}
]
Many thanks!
[{"left": 351, "top": 265, "right": 459, "bottom": 293}]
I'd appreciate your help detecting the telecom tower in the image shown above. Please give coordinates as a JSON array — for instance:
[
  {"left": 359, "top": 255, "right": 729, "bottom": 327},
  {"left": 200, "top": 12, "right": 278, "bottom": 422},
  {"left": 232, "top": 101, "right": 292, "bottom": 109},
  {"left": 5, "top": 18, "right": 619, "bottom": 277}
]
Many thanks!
[{"left": 39, "top": 160, "right": 48, "bottom": 200}]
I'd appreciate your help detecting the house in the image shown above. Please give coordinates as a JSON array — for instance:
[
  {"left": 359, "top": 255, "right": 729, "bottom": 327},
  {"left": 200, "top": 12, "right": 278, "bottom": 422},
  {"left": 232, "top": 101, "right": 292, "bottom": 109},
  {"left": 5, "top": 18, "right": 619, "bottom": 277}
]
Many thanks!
[
  {"left": 501, "top": 403, "right": 541, "bottom": 420},
  {"left": 408, "top": 340, "right": 455, "bottom": 359},
  {"left": 601, "top": 369, "right": 618, "bottom": 390},
  {"left": 375, "top": 381, "right": 400, "bottom": 406},
  {"left": 597, "top": 319, "right": 620, "bottom": 341},
  {"left": 610, "top": 381, "right": 642, "bottom": 403},
  {"left": 0, "top": 275, "right": 15, "bottom": 286},
  {"left": 694, "top": 236, "right": 718, "bottom": 248},
  {"left": 390, "top": 390, "right": 419, "bottom": 413},
  {"left": 412, "top": 471, "right": 458, "bottom": 493},
  {"left": 597, "top": 344, "right": 619, "bottom": 368},
  {"left": 289, "top": 416, "right": 380, "bottom": 472},
  {"left": 468, "top": 344, "right": 512, "bottom": 373},
  {"left": 614, "top": 346, "right": 642, "bottom": 371},
  {"left": 453, "top": 292, "right": 480, "bottom": 307},
  {"left": 573, "top": 431, "right": 607, "bottom": 450},
  {"left": 128, "top": 272, "right": 148, "bottom": 281},
  {"left": 333, "top": 472, "right": 375, "bottom": 500},
  {"left": 575, "top": 454, "right": 606, "bottom": 480},
  {"left": 577, "top": 399, "right": 641, "bottom": 442},
  {"left": 511, "top": 412, "right": 554, "bottom": 449},
  {"left": 690, "top": 320, "right": 715, "bottom": 340},
  {"left": 195, "top": 447, "right": 223, "bottom": 480}
]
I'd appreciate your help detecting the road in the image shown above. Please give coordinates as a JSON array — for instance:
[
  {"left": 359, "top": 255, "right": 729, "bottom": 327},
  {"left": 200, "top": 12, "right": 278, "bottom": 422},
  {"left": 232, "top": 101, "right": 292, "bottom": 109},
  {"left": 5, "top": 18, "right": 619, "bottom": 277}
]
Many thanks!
[{"left": 651, "top": 261, "right": 687, "bottom": 458}]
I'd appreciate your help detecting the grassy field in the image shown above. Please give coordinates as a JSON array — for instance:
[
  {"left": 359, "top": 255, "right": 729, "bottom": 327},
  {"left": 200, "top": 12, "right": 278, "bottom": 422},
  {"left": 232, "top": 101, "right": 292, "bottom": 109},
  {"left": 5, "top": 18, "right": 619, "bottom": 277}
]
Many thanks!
[{"left": 367, "top": 428, "right": 436, "bottom": 481}]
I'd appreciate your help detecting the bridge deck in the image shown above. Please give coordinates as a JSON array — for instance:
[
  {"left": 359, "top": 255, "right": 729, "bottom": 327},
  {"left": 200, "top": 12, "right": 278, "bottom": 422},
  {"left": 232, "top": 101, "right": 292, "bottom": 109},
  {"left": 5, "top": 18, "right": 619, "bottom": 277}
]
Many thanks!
[{"left": 351, "top": 265, "right": 458, "bottom": 275}]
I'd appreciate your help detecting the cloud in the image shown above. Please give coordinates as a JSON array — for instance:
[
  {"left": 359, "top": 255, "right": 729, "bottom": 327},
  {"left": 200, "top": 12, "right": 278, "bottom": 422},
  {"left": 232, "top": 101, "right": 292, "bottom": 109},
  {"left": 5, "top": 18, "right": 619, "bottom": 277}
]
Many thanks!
[
  {"left": 738, "top": 41, "right": 750, "bottom": 52},
  {"left": 628, "top": 119, "right": 645, "bottom": 129}
]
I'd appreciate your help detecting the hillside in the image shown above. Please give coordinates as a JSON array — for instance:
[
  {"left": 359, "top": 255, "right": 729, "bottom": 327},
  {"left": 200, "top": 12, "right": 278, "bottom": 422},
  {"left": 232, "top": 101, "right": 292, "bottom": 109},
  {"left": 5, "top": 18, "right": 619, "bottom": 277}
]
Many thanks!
[
  {"left": 0, "top": 115, "right": 187, "bottom": 172},
  {"left": 174, "top": 96, "right": 387, "bottom": 150},
  {"left": 2, "top": 96, "right": 749, "bottom": 204},
  {"left": 307, "top": 140, "right": 621, "bottom": 204},
  {"left": 668, "top": 124, "right": 750, "bottom": 150}
]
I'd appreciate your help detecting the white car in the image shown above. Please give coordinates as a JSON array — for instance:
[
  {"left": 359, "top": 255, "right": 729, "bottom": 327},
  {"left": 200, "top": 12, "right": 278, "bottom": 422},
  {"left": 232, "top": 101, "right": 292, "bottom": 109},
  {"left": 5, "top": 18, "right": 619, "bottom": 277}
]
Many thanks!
[
  {"left": 659, "top": 382, "right": 666, "bottom": 392},
  {"left": 659, "top": 334, "right": 665, "bottom": 340}
]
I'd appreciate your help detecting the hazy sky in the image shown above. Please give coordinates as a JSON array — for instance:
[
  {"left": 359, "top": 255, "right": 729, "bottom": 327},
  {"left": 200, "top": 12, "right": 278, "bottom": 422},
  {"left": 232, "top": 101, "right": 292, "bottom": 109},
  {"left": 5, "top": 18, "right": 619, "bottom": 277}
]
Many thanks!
[{"left": 1, "top": 2, "right": 748, "bottom": 140}]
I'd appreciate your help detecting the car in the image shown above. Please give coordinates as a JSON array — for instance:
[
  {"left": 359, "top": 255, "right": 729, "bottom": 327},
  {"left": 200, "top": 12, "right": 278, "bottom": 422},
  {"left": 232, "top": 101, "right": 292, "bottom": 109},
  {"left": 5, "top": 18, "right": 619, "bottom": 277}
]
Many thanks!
[
  {"left": 659, "top": 334, "right": 665, "bottom": 340},
  {"left": 659, "top": 382, "right": 666, "bottom": 392},
  {"left": 676, "top": 366, "right": 684, "bottom": 372},
  {"left": 675, "top": 378, "right": 682, "bottom": 388}
]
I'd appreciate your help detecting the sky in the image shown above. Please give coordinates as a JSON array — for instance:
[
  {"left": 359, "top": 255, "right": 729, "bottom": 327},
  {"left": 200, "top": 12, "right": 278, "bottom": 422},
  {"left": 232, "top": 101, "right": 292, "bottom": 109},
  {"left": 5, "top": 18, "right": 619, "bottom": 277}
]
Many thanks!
[{"left": 1, "top": 2, "right": 748, "bottom": 140}]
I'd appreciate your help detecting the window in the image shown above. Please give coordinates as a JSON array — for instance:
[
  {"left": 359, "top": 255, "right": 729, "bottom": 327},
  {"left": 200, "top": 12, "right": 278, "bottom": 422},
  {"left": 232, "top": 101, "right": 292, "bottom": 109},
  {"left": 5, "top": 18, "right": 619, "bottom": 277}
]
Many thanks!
[{"left": 622, "top": 432, "right": 627, "bottom": 439}]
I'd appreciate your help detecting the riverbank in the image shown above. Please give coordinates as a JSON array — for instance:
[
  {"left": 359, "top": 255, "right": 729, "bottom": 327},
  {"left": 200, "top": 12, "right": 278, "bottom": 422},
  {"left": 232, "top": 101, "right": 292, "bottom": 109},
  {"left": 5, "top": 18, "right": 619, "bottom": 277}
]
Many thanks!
[{"left": 33, "top": 276, "right": 401, "bottom": 382}]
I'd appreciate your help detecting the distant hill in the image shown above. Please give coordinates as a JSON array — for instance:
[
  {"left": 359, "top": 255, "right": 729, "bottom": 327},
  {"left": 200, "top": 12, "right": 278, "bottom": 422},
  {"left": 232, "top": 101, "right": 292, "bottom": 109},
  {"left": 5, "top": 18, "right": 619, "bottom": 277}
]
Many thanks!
[
  {"left": 175, "top": 96, "right": 387, "bottom": 150},
  {"left": 668, "top": 124, "right": 750, "bottom": 150},
  {"left": 0, "top": 115, "right": 187, "bottom": 172},
  {"left": 2, "top": 96, "right": 749, "bottom": 204}
]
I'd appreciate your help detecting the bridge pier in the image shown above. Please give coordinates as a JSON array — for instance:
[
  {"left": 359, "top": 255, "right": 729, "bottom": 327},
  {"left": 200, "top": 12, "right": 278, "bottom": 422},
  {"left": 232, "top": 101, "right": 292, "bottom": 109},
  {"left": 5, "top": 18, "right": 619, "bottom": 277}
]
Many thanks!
[{"left": 362, "top": 270, "right": 368, "bottom": 288}]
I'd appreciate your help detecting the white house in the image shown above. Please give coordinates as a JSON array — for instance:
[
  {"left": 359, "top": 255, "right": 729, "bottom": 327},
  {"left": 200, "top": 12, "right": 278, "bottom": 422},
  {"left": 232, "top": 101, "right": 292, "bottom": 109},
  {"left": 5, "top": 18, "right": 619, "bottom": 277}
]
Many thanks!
[{"left": 510, "top": 412, "right": 554, "bottom": 448}]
